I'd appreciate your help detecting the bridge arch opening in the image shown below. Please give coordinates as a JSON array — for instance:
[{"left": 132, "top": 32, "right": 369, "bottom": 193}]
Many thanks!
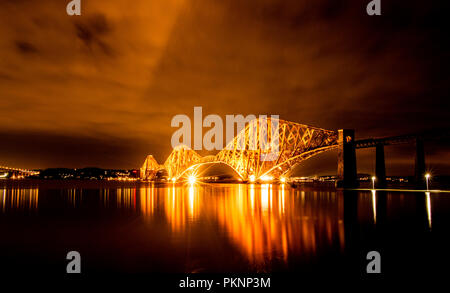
[
  {"left": 283, "top": 148, "right": 338, "bottom": 178},
  {"left": 176, "top": 162, "right": 244, "bottom": 181}
]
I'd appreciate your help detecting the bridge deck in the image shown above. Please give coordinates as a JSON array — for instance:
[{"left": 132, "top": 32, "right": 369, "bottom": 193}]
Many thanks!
[{"left": 355, "top": 129, "right": 450, "bottom": 149}]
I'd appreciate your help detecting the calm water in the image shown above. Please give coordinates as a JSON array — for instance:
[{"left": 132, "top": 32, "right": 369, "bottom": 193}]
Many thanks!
[{"left": 1, "top": 180, "right": 450, "bottom": 278}]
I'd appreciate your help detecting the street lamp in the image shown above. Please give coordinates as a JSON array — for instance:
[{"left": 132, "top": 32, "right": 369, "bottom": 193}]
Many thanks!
[
  {"left": 425, "top": 173, "right": 431, "bottom": 191},
  {"left": 371, "top": 176, "right": 376, "bottom": 190}
]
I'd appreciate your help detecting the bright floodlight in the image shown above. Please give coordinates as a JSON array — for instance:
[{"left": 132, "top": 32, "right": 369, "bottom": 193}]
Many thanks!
[
  {"left": 372, "top": 176, "right": 376, "bottom": 181},
  {"left": 249, "top": 175, "right": 256, "bottom": 183},
  {"left": 171, "top": 177, "right": 176, "bottom": 183},
  {"left": 260, "top": 175, "right": 273, "bottom": 182},
  {"left": 280, "top": 177, "right": 286, "bottom": 183},
  {"left": 188, "top": 175, "right": 196, "bottom": 185}
]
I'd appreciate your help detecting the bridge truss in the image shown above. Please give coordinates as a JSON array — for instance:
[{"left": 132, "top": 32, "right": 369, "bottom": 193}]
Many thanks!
[{"left": 140, "top": 118, "right": 339, "bottom": 181}]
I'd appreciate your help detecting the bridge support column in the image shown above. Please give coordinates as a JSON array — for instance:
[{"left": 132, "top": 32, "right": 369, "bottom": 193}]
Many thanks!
[
  {"left": 336, "top": 129, "right": 358, "bottom": 188},
  {"left": 414, "top": 138, "right": 426, "bottom": 188},
  {"left": 375, "top": 144, "right": 386, "bottom": 188}
]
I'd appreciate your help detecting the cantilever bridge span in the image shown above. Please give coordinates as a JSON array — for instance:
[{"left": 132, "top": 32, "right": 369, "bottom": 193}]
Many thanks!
[{"left": 140, "top": 118, "right": 339, "bottom": 181}]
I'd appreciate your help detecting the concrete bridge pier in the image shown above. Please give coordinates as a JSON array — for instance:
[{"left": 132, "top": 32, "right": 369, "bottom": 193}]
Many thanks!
[
  {"left": 414, "top": 138, "right": 426, "bottom": 188},
  {"left": 336, "top": 129, "right": 358, "bottom": 188},
  {"left": 375, "top": 144, "right": 387, "bottom": 188}
]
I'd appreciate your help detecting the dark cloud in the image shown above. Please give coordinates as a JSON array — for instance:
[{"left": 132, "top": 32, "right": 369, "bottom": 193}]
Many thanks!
[
  {"left": 14, "top": 40, "right": 38, "bottom": 54},
  {"left": 74, "top": 13, "right": 114, "bottom": 55}
]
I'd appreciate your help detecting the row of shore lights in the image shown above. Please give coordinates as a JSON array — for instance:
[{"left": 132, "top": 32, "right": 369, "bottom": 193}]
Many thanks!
[
  {"left": 371, "top": 173, "right": 431, "bottom": 190},
  {"left": 172, "top": 174, "right": 287, "bottom": 185},
  {"left": 168, "top": 176, "right": 198, "bottom": 184},
  {"left": 177, "top": 173, "right": 432, "bottom": 189},
  {"left": 238, "top": 174, "right": 287, "bottom": 183}
]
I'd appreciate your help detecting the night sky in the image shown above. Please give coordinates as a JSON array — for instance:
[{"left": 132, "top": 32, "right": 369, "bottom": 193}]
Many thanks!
[{"left": 0, "top": 0, "right": 449, "bottom": 176}]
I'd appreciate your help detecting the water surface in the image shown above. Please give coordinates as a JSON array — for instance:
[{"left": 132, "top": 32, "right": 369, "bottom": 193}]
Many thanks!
[{"left": 1, "top": 180, "right": 449, "bottom": 278}]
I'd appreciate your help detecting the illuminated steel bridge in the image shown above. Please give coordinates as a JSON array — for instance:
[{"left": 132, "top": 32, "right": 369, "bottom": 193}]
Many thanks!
[
  {"left": 0, "top": 166, "right": 39, "bottom": 179},
  {"left": 140, "top": 118, "right": 338, "bottom": 181}
]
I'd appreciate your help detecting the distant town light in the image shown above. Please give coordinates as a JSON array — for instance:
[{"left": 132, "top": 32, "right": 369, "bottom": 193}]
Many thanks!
[
  {"left": 371, "top": 176, "right": 376, "bottom": 190},
  {"left": 280, "top": 177, "right": 286, "bottom": 183}
]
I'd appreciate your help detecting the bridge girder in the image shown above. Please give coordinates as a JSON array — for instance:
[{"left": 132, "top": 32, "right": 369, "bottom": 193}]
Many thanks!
[
  {"left": 140, "top": 155, "right": 161, "bottom": 180},
  {"left": 163, "top": 145, "right": 202, "bottom": 179},
  {"left": 215, "top": 118, "right": 338, "bottom": 179}
]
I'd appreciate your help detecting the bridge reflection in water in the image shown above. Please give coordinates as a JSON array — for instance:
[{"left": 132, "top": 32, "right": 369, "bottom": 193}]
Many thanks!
[
  {"left": 139, "top": 184, "right": 345, "bottom": 266},
  {"left": 0, "top": 183, "right": 444, "bottom": 274}
]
